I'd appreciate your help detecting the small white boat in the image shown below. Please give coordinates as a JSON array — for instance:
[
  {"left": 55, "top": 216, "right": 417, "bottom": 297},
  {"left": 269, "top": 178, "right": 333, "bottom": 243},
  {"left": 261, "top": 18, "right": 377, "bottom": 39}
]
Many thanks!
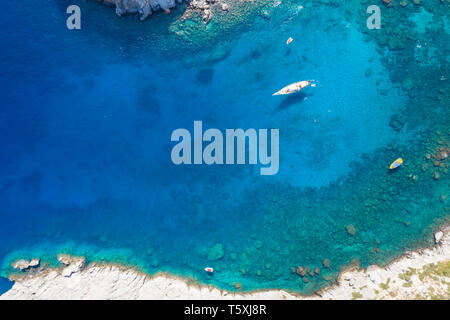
[{"left": 272, "top": 80, "right": 314, "bottom": 96}]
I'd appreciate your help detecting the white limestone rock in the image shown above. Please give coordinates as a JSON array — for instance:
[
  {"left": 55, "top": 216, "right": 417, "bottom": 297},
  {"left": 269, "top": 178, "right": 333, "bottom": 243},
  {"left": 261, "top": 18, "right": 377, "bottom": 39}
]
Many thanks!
[
  {"left": 57, "top": 254, "right": 72, "bottom": 266},
  {"left": 12, "top": 258, "right": 40, "bottom": 271},
  {"left": 435, "top": 231, "right": 444, "bottom": 244},
  {"left": 61, "top": 257, "right": 86, "bottom": 278}
]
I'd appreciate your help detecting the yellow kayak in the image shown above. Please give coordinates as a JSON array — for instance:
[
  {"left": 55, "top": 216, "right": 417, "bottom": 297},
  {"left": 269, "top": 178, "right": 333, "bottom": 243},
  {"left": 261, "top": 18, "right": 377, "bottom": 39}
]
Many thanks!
[
  {"left": 272, "top": 80, "right": 314, "bottom": 96},
  {"left": 389, "top": 158, "right": 403, "bottom": 170}
]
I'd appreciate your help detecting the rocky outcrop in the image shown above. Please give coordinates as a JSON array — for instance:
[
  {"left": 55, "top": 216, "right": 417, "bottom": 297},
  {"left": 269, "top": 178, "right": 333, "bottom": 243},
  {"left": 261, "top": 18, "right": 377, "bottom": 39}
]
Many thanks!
[
  {"left": 11, "top": 259, "right": 40, "bottom": 271},
  {"left": 60, "top": 257, "right": 86, "bottom": 277},
  {"left": 100, "top": 0, "right": 182, "bottom": 21},
  {"left": 98, "top": 0, "right": 229, "bottom": 22}
]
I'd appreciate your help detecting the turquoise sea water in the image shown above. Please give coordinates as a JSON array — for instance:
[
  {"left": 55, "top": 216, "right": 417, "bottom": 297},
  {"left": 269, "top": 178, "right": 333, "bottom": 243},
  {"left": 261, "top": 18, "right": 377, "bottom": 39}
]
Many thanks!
[{"left": 0, "top": 1, "right": 448, "bottom": 295}]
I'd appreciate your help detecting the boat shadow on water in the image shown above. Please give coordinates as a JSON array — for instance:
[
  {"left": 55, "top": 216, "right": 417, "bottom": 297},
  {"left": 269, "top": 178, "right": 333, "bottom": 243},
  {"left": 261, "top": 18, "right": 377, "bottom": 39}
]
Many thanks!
[{"left": 276, "top": 91, "right": 312, "bottom": 111}]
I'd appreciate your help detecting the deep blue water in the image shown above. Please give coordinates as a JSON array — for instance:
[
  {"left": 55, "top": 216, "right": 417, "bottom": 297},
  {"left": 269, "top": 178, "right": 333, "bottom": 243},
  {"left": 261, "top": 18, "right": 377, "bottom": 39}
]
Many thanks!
[
  {"left": 0, "top": 1, "right": 448, "bottom": 294},
  {"left": 0, "top": 277, "right": 13, "bottom": 295}
]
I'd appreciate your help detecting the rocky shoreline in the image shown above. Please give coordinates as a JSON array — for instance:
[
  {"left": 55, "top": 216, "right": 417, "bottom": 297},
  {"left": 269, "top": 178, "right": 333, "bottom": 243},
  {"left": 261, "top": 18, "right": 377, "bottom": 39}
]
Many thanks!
[{"left": 1, "top": 228, "right": 449, "bottom": 300}]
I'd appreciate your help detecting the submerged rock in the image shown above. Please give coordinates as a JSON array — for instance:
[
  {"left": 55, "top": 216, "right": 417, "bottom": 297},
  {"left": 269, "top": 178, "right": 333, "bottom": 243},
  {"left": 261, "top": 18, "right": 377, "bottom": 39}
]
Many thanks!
[
  {"left": 253, "top": 240, "right": 263, "bottom": 249},
  {"left": 389, "top": 114, "right": 407, "bottom": 132},
  {"left": 323, "top": 259, "right": 331, "bottom": 269},
  {"left": 207, "top": 243, "right": 225, "bottom": 261},
  {"left": 296, "top": 266, "right": 306, "bottom": 277},
  {"left": 401, "top": 78, "right": 415, "bottom": 91},
  {"left": 230, "top": 252, "right": 237, "bottom": 261},
  {"left": 151, "top": 258, "right": 160, "bottom": 267},
  {"left": 346, "top": 224, "right": 357, "bottom": 236},
  {"left": 365, "top": 68, "right": 373, "bottom": 78}
]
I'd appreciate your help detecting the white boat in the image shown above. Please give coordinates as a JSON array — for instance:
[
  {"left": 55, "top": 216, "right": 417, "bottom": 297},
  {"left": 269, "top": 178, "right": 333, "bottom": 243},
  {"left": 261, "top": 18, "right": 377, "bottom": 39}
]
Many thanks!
[
  {"left": 204, "top": 267, "right": 214, "bottom": 273},
  {"left": 272, "top": 80, "right": 314, "bottom": 96}
]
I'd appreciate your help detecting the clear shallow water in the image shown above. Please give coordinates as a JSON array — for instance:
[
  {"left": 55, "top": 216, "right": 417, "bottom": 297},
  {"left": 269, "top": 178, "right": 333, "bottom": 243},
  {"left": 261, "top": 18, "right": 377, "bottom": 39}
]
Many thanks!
[{"left": 0, "top": 1, "right": 448, "bottom": 294}]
